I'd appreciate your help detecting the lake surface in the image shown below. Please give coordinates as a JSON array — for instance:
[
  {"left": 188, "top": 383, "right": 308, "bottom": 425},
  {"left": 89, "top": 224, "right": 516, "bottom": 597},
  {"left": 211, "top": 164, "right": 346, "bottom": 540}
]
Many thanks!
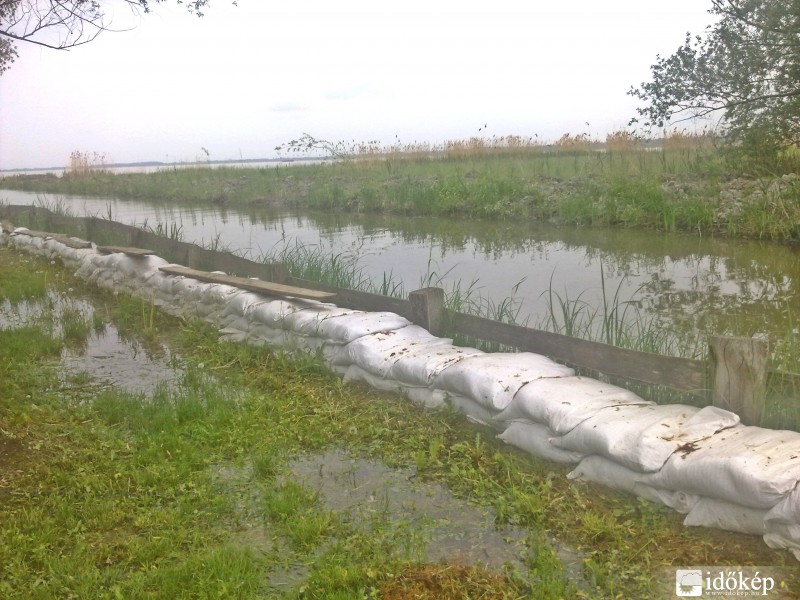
[{"left": 3, "top": 188, "right": 799, "bottom": 356}]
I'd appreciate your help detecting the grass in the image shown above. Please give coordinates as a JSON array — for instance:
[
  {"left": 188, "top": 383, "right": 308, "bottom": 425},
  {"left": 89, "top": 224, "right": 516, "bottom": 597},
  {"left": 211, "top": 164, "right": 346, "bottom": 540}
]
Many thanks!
[
  {"left": 3, "top": 246, "right": 799, "bottom": 598},
  {"left": 0, "top": 132, "right": 769, "bottom": 237},
  {"left": 5, "top": 130, "right": 800, "bottom": 240}
]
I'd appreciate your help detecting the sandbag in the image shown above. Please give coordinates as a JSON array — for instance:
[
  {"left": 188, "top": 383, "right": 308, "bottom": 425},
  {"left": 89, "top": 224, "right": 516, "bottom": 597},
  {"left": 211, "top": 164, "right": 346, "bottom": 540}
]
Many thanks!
[
  {"left": 342, "top": 364, "right": 446, "bottom": 408},
  {"left": 567, "top": 455, "right": 699, "bottom": 513},
  {"left": 312, "top": 311, "right": 411, "bottom": 344},
  {"left": 385, "top": 343, "right": 483, "bottom": 387},
  {"left": 221, "top": 291, "right": 268, "bottom": 318},
  {"left": 283, "top": 305, "right": 362, "bottom": 336},
  {"left": 683, "top": 496, "right": 767, "bottom": 536},
  {"left": 345, "top": 325, "right": 449, "bottom": 378},
  {"left": 645, "top": 425, "right": 800, "bottom": 509},
  {"left": 248, "top": 299, "right": 306, "bottom": 328},
  {"left": 219, "top": 327, "right": 247, "bottom": 343},
  {"left": 553, "top": 404, "right": 739, "bottom": 473},
  {"left": 497, "top": 420, "right": 585, "bottom": 464},
  {"left": 763, "top": 484, "right": 800, "bottom": 560},
  {"left": 432, "top": 353, "right": 574, "bottom": 412},
  {"left": 494, "top": 375, "right": 652, "bottom": 433},
  {"left": 444, "top": 393, "right": 502, "bottom": 428},
  {"left": 116, "top": 255, "right": 170, "bottom": 280}
]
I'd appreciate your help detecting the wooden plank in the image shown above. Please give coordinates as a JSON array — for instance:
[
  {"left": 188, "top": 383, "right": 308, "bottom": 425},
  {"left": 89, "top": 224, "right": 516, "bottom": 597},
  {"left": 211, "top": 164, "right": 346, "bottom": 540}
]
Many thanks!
[
  {"left": 54, "top": 236, "right": 93, "bottom": 250},
  {"left": 97, "top": 245, "right": 155, "bottom": 256},
  {"left": 159, "top": 265, "right": 337, "bottom": 301},
  {"left": 710, "top": 335, "right": 768, "bottom": 425},
  {"left": 451, "top": 311, "right": 708, "bottom": 395},
  {"left": 286, "top": 277, "right": 410, "bottom": 316}
]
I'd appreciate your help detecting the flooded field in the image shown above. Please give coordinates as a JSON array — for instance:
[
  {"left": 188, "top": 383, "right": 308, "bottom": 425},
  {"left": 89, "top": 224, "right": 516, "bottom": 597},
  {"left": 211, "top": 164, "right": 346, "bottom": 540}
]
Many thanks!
[
  {"left": 0, "top": 289, "right": 183, "bottom": 397},
  {"left": 3, "top": 188, "right": 799, "bottom": 356}
]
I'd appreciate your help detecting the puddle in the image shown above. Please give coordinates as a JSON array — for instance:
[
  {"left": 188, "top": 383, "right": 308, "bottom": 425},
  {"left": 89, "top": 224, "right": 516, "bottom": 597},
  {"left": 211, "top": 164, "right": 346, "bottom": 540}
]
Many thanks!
[
  {"left": 288, "top": 450, "right": 530, "bottom": 570},
  {"left": 1, "top": 290, "right": 183, "bottom": 397},
  {"left": 60, "top": 325, "right": 182, "bottom": 396}
]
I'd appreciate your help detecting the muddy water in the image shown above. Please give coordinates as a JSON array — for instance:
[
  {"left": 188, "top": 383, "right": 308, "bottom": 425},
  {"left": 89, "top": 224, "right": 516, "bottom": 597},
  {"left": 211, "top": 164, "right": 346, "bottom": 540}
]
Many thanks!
[
  {"left": 0, "top": 290, "right": 183, "bottom": 396},
  {"left": 282, "top": 450, "right": 584, "bottom": 588},
  {"left": 4, "top": 189, "right": 799, "bottom": 349}
]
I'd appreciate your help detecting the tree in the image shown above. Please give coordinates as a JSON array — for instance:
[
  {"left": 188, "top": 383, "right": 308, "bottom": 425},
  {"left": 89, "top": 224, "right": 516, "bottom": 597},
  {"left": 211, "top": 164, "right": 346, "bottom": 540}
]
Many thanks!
[
  {"left": 0, "top": 0, "right": 229, "bottom": 74},
  {"left": 629, "top": 0, "right": 800, "bottom": 158}
]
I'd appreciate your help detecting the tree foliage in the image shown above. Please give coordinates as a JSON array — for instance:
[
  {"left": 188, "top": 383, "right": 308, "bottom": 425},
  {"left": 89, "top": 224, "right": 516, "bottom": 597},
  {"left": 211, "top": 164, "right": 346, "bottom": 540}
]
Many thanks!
[
  {"left": 630, "top": 0, "right": 800, "bottom": 157},
  {"left": 0, "top": 0, "right": 228, "bottom": 74}
]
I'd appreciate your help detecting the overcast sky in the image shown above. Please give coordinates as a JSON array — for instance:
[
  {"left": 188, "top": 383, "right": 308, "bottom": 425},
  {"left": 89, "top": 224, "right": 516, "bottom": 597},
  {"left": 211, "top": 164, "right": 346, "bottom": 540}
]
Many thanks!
[{"left": 0, "top": 0, "right": 715, "bottom": 170}]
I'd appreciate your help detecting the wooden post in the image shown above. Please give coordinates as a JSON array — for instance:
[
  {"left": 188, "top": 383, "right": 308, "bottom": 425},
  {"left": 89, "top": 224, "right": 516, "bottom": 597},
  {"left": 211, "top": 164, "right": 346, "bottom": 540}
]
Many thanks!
[
  {"left": 709, "top": 335, "right": 768, "bottom": 426},
  {"left": 271, "top": 263, "right": 289, "bottom": 284},
  {"left": 409, "top": 287, "right": 445, "bottom": 337}
]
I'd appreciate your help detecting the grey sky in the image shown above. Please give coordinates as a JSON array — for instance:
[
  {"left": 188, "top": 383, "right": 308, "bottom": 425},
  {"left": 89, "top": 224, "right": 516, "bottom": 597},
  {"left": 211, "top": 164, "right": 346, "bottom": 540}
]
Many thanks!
[{"left": 0, "top": 0, "right": 715, "bottom": 170}]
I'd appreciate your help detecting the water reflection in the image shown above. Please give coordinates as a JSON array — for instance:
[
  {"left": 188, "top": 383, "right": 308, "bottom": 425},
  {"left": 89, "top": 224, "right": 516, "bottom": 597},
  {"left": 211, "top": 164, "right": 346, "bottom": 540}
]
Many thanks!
[{"left": 3, "top": 189, "right": 798, "bottom": 348}]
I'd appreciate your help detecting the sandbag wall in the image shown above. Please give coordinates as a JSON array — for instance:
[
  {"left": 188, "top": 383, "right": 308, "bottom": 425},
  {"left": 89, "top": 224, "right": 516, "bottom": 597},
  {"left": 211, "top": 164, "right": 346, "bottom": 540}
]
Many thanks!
[{"left": 3, "top": 226, "right": 800, "bottom": 561}]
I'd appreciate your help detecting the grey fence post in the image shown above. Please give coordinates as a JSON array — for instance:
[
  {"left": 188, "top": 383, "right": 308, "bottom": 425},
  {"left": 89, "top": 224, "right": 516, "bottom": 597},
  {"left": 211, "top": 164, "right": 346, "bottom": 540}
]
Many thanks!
[
  {"left": 271, "top": 263, "right": 289, "bottom": 284},
  {"left": 709, "top": 335, "right": 768, "bottom": 426},
  {"left": 409, "top": 287, "right": 445, "bottom": 336}
]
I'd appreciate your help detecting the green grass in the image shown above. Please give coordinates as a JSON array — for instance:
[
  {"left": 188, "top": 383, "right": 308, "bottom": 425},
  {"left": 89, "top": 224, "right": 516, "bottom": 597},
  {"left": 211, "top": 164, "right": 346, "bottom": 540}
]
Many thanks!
[
  {"left": 2, "top": 246, "right": 799, "bottom": 598},
  {"left": 0, "top": 143, "right": 733, "bottom": 233}
]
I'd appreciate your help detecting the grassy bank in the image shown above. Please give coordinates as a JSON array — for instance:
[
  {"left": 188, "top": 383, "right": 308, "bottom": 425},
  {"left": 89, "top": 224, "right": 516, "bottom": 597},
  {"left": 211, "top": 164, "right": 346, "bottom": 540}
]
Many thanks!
[
  {"left": 2, "top": 247, "right": 799, "bottom": 598},
  {"left": 4, "top": 136, "right": 799, "bottom": 240}
]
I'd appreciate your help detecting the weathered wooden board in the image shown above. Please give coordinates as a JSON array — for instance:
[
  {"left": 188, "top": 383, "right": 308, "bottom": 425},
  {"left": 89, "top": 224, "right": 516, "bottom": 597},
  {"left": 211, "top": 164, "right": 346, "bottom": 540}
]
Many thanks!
[
  {"left": 286, "top": 276, "right": 410, "bottom": 316},
  {"left": 97, "top": 245, "right": 155, "bottom": 256},
  {"left": 159, "top": 265, "right": 337, "bottom": 301}
]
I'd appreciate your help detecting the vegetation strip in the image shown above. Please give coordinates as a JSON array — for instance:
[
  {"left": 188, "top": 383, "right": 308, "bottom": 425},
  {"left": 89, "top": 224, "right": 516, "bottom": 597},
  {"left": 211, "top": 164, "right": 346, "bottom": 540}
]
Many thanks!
[{"left": 3, "top": 134, "right": 799, "bottom": 241}]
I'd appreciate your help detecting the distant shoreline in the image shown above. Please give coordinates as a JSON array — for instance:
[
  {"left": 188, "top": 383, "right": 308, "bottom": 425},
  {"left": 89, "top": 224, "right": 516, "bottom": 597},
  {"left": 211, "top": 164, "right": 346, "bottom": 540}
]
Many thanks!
[{"left": 0, "top": 156, "right": 320, "bottom": 174}]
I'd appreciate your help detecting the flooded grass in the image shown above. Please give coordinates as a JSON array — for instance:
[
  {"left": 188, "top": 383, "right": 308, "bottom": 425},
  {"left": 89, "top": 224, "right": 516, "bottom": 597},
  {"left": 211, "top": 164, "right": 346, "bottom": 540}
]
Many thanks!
[{"left": 2, "top": 247, "right": 800, "bottom": 598}]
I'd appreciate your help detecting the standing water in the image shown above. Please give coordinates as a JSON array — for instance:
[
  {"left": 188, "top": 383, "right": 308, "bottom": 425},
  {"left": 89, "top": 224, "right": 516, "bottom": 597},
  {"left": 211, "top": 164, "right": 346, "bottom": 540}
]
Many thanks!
[{"left": 3, "top": 189, "right": 799, "bottom": 358}]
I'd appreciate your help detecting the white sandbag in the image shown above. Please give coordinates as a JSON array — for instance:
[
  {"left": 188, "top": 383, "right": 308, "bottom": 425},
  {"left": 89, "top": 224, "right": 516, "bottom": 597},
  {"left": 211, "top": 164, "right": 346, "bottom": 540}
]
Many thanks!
[
  {"left": 345, "top": 325, "right": 449, "bottom": 378},
  {"left": 248, "top": 299, "right": 306, "bottom": 327},
  {"left": 283, "top": 305, "right": 362, "bottom": 336},
  {"left": 763, "top": 484, "right": 800, "bottom": 560},
  {"left": 553, "top": 404, "right": 739, "bottom": 473},
  {"left": 404, "top": 387, "right": 448, "bottom": 409},
  {"left": 445, "top": 393, "right": 502, "bottom": 428},
  {"left": 116, "top": 255, "right": 171, "bottom": 280},
  {"left": 199, "top": 283, "right": 241, "bottom": 305},
  {"left": 387, "top": 344, "right": 484, "bottom": 387},
  {"left": 246, "top": 323, "right": 290, "bottom": 347},
  {"left": 498, "top": 420, "right": 586, "bottom": 464},
  {"left": 219, "top": 314, "right": 251, "bottom": 332},
  {"left": 432, "top": 353, "right": 574, "bottom": 412},
  {"left": 683, "top": 496, "right": 767, "bottom": 535},
  {"left": 342, "top": 364, "right": 442, "bottom": 406},
  {"left": 567, "top": 455, "right": 699, "bottom": 513},
  {"left": 645, "top": 426, "right": 800, "bottom": 509},
  {"left": 494, "top": 376, "right": 652, "bottom": 433},
  {"left": 172, "top": 278, "right": 210, "bottom": 301},
  {"left": 319, "top": 343, "right": 351, "bottom": 368},
  {"left": 221, "top": 291, "right": 266, "bottom": 318},
  {"left": 312, "top": 311, "right": 412, "bottom": 344},
  {"left": 219, "top": 327, "right": 247, "bottom": 343}
]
